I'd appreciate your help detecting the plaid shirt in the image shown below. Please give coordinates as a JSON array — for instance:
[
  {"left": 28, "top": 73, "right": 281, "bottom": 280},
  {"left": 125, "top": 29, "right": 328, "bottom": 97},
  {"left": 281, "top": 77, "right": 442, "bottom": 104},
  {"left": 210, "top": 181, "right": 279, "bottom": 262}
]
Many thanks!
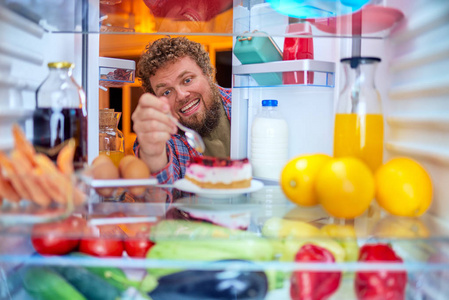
[{"left": 133, "top": 86, "right": 232, "bottom": 184}]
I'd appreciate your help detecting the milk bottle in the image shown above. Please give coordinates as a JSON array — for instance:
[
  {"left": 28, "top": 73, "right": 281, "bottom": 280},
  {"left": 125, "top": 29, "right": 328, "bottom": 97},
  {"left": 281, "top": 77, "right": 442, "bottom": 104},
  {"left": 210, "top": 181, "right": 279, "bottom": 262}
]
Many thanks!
[{"left": 251, "top": 100, "right": 289, "bottom": 180}]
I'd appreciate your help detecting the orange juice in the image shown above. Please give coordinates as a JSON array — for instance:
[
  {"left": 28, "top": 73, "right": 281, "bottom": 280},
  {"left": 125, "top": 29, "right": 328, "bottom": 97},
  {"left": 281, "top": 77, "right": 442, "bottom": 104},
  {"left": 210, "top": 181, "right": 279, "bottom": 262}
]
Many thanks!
[
  {"left": 333, "top": 113, "right": 384, "bottom": 172},
  {"left": 99, "top": 150, "right": 124, "bottom": 168}
]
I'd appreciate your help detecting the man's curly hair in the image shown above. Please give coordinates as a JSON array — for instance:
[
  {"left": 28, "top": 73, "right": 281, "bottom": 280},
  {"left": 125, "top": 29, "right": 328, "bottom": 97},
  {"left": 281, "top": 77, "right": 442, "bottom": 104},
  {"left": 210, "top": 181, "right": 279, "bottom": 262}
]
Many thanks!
[{"left": 138, "top": 36, "right": 215, "bottom": 95}]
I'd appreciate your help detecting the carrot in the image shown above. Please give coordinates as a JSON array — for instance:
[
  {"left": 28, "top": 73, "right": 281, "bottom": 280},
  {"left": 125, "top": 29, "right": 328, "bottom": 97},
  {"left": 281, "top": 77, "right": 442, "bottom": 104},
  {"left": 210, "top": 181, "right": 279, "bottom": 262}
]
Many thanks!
[
  {"left": 21, "top": 173, "right": 52, "bottom": 207},
  {"left": 0, "top": 165, "right": 20, "bottom": 203},
  {"left": 57, "top": 138, "right": 76, "bottom": 175},
  {"left": 0, "top": 151, "right": 32, "bottom": 201},
  {"left": 34, "top": 153, "right": 59, "bottom": 173},
  {"left": 12, "top": 124, "right": 36, "bottom": 166},
  {"left": 33, "top": 169, "right": 66, "bottom": 204},
  {"left": 10, "top": 150, "right": 51, "bottom": 207}
]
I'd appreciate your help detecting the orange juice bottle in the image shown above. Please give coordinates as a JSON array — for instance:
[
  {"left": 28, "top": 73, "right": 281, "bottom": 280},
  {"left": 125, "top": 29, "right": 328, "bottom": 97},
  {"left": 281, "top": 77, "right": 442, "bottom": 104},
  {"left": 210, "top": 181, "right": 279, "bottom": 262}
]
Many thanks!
[
  {"left": 334, "top": 113, "right": 383, "bottom": 172},
  {"left": 334, "top": 57, "right": 384, "bottom": 172}
]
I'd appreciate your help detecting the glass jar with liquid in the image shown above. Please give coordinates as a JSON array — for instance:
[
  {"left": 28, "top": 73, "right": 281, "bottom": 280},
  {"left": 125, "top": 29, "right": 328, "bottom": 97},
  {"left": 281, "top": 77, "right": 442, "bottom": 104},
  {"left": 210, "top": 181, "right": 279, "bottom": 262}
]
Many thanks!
[
  {"left": 99, "top": 108, "right": 124, "bottom": 167},
  {"left": 333, "top": 57, "right": 383, "bottom": 172},
  {"left": 33, "top": 61, "right": 87, "bottom": 170}
]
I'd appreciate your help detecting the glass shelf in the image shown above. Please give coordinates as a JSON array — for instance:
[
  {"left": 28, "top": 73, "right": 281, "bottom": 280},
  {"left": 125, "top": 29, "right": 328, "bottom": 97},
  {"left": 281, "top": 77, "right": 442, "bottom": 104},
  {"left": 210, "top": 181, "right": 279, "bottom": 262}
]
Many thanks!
[{"left": 2, "top": 0, "right": 403, "bottom": 38}]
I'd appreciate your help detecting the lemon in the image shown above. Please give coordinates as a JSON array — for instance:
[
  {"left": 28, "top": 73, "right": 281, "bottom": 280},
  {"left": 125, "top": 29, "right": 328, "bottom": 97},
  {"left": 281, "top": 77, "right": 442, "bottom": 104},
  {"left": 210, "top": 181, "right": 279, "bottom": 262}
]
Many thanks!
[
  {"left": 316, "top": 157, "right": 375, "bottom": 219},
  {"left": 280, "top": 154, "right": 332, "bottom": 206},
  {"left": 372, "top": 215, "right": 430, "bottom": 238},
  {"left": 375, "top": 157, "right": 432, "bottom": 217}
]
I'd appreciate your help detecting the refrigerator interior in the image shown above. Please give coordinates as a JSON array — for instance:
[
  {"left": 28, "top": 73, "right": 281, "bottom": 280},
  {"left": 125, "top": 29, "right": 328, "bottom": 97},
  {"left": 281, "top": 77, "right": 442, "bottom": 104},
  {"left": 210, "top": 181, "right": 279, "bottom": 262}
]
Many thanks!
[{"left": 0, "top": 0, "right": 448, "bottom": 299}]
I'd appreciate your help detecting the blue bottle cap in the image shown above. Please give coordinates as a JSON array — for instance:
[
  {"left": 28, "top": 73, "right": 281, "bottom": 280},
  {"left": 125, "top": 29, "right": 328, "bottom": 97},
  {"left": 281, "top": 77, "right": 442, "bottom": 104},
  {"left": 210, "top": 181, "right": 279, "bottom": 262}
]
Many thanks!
[{"left": 262, "top": 100, "right": 278, "bottom": 107}]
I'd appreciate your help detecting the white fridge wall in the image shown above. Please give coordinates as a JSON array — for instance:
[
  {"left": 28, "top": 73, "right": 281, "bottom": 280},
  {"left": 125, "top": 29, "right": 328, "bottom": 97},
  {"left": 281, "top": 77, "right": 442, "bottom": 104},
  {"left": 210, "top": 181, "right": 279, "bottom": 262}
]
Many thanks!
[
  {"left": 383, "top": 0, "right": 449, "bottom": 218},
  {"left": 245, "top": 86, "right": 335, "bottom": 160}
]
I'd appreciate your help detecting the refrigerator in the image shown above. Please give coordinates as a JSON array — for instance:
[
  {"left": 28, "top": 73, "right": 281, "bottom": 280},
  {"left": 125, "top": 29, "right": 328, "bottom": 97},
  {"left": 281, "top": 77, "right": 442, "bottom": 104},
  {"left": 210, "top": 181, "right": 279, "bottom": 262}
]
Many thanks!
[{"left": 0, "top": 0, "right": 449, "bottom": 299}]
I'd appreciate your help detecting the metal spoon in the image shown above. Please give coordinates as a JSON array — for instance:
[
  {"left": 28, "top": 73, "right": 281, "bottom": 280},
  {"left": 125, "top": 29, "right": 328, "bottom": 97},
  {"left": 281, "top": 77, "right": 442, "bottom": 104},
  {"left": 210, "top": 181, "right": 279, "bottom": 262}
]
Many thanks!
[{"left": 169, "top": 115, "right": 205, "bottom": 153}]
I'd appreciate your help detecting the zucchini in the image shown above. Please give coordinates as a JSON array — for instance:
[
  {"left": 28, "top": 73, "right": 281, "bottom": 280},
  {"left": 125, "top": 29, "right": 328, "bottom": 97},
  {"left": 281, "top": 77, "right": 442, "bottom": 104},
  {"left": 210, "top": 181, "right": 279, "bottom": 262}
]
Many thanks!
[
  {"left": 68, "top": 252, "right": 129, "bottom": 291},
  {"left": 51, "top": 265, "right": 122, "bottom": 300},
  {"left": 22, "top": 267, "right": 86, "bottom": 300}
]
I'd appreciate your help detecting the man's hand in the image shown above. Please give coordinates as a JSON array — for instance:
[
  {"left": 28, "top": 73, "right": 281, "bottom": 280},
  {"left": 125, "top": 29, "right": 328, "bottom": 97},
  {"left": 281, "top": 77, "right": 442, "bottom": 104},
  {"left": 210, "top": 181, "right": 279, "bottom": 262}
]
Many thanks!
[{"left": 132, "top": 93, "right": 177, "bottom": 173}]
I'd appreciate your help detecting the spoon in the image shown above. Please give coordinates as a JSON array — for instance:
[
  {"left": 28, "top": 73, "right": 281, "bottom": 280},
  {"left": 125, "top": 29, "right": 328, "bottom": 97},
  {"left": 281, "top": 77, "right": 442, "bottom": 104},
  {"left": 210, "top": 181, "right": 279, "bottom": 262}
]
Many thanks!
[{"left": 169, "top": 115, "right": 205, "bottom": 153}]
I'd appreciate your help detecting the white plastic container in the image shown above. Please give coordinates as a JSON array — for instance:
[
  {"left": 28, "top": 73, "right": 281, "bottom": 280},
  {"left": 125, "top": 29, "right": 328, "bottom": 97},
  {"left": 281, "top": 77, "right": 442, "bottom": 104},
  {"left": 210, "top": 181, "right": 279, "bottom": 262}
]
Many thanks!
[{"left": 251, "top": 99, "right": 289, "bottom": 180}]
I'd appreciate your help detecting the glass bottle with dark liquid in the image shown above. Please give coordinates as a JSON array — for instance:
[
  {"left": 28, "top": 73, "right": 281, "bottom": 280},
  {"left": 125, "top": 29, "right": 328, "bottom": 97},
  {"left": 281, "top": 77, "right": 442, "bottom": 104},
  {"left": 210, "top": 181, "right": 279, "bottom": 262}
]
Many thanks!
[{"left": 33, "top": 62, "right": 87, "bottom": 170}]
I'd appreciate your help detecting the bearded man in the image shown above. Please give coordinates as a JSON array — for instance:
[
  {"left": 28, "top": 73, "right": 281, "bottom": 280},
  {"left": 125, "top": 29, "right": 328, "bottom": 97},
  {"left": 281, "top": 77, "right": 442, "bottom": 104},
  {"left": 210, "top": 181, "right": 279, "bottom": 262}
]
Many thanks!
[{"left": 132, "top": 36, "right": 232, "bottom": 184}]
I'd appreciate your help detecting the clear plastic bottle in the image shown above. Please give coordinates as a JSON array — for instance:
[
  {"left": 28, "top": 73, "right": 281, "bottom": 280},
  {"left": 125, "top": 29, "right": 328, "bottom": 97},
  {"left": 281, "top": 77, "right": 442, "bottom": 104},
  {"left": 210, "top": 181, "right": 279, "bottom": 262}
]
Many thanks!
[
  {"left": 99, "top": 108, "right": 125, "bottom": 168},
  {"left": 33, "top": 61, "right": 87, "bottom": 170},
  {"left": 333, "top": 57, "right": 383, "bottom": 172},
  {"left": 251, "top": 99, "right": 289, "bottom": 180}
]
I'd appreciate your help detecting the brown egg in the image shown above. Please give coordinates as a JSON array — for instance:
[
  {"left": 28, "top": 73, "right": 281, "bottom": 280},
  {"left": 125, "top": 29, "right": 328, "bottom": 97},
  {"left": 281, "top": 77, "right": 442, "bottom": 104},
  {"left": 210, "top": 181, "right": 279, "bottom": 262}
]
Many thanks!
[
  {"left": 92, "top": 154, "right": 112, "bottom": 166},
  {"left": 91, "top": 157, "right": 119, "bottom": 197},
  {"left": 118, "top": 155, "right": 139, "bottom": 177},
  {"left": 121, "top": 158, "right": 151, "bottom": 197}
]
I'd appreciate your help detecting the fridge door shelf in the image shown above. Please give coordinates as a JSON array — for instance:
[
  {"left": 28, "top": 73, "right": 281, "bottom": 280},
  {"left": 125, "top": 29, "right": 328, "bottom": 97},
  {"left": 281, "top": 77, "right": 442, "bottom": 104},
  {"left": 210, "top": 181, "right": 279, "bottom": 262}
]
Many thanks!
[
  {"left": 233, "top": 59, "right": 335, "bottom": 88},
  {"left": 99, "top": 57, "right": 135, "bottom": 88}
]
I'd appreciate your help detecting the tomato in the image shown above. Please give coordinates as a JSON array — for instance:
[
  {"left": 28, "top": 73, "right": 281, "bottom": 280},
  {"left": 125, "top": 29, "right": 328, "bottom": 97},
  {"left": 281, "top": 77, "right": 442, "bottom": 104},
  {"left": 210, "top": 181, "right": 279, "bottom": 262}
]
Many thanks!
[
  {"left": 125, "top": 236, "right": 155, "bottom": 258},
  {"left": 121, "top": 218, "right": 155, "bottom": 258},
  {"left": 79, "top": 238, "right": 124, "bottom": 257},
  {"left": 31, "top": 215, "right": 86, "bottom": 255}
]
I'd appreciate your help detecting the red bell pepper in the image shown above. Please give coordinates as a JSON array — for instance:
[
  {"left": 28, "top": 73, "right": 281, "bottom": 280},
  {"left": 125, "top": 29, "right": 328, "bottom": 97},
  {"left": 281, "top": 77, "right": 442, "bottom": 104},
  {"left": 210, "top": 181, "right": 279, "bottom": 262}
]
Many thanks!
[
  {"left": 290, "top": 244, "right": 342, "bottom": 300},
  {"left": 355, "top": 243, "right": 407, "bottom": 300}
]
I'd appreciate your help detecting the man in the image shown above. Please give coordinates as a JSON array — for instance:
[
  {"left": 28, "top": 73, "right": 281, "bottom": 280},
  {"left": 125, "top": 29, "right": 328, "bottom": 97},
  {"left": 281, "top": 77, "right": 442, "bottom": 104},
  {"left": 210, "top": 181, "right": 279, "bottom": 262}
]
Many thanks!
[{"left": 132, "top": 36, "right": 232, "bottom": 184}]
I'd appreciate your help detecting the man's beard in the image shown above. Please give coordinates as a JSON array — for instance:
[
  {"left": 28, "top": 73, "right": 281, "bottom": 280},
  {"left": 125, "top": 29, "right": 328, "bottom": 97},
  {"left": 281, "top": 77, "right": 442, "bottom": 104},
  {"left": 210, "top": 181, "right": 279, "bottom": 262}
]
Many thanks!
[{"left": 181, "top": 82, "right": 222, "bottom": 138}]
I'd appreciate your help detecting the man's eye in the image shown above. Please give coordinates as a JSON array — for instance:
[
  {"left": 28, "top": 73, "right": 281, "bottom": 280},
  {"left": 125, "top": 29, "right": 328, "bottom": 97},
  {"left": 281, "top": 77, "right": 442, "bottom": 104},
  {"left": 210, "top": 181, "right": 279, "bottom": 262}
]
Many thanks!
[
  {"left": 162, "top": 90, "right": 171, "bottom": 96},
  {"left": 184, "top": 78, "right": 192, "bottom": 84}
]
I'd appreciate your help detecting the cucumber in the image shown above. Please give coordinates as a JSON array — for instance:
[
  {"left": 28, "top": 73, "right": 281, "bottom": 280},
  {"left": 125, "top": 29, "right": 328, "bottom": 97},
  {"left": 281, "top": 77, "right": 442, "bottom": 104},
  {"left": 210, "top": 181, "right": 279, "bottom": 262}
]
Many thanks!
[
  {"left": 22, "top": 267, "right": 86, "bottom": 300},
  {"left": 51, "top": 265, "right": 122, "bottom": 300},
  {"left": 68, "top": 252, "right": 129, "bottom": 291}
]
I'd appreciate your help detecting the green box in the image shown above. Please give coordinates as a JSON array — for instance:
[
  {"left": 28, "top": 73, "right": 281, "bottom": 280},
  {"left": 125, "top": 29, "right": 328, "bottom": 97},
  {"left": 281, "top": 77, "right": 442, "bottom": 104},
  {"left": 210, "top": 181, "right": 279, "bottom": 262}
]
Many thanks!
[{"left": 234, "top": 33, "right": 283, "bottom": 86}]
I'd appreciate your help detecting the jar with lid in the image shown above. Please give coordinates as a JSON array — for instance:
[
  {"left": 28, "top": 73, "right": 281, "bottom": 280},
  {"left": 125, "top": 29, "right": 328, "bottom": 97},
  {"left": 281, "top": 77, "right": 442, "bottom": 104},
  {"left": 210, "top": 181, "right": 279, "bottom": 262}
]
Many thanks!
[
  {"left": 333, "top": 57, "right": 383, "bottom": 172},
  {"left": 99, "top": 108, "right": 124, "bottom": 167},
  {"left": 251, "top": 99, "right": 289, "bottom": 180},
  {"left": 33, "top": 61, "right": 87, "bottom": 170}
]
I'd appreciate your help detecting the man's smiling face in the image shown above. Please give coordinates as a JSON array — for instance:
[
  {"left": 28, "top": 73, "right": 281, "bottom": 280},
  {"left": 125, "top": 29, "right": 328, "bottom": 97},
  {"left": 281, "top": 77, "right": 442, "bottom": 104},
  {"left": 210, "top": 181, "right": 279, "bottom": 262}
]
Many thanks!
[{"left": 150, "top": 56, "right": 221, "bottom": 135}]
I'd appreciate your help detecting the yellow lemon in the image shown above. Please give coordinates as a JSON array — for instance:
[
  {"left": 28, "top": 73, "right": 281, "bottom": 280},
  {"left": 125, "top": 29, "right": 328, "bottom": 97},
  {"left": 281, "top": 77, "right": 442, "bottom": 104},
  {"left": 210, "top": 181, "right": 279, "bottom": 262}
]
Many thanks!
[
  {"left": 316, "top": 157, "right": 375, "bottom": 219},
  {"left": 280, "top": 154, "right": 332, "bottom": 206},
  {"left": 375, "top": 157, "right": 432, "bottom": 217},
  {"left": 372, "top": 215, "right": 430, "bottom": 238}
]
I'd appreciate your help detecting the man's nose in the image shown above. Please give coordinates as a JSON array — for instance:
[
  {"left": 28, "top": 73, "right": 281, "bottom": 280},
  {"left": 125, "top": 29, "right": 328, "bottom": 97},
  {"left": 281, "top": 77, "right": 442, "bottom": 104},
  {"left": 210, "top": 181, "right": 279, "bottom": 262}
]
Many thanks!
[{"left": 175, "top": 86, "right": 190, "bottom": 99}]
